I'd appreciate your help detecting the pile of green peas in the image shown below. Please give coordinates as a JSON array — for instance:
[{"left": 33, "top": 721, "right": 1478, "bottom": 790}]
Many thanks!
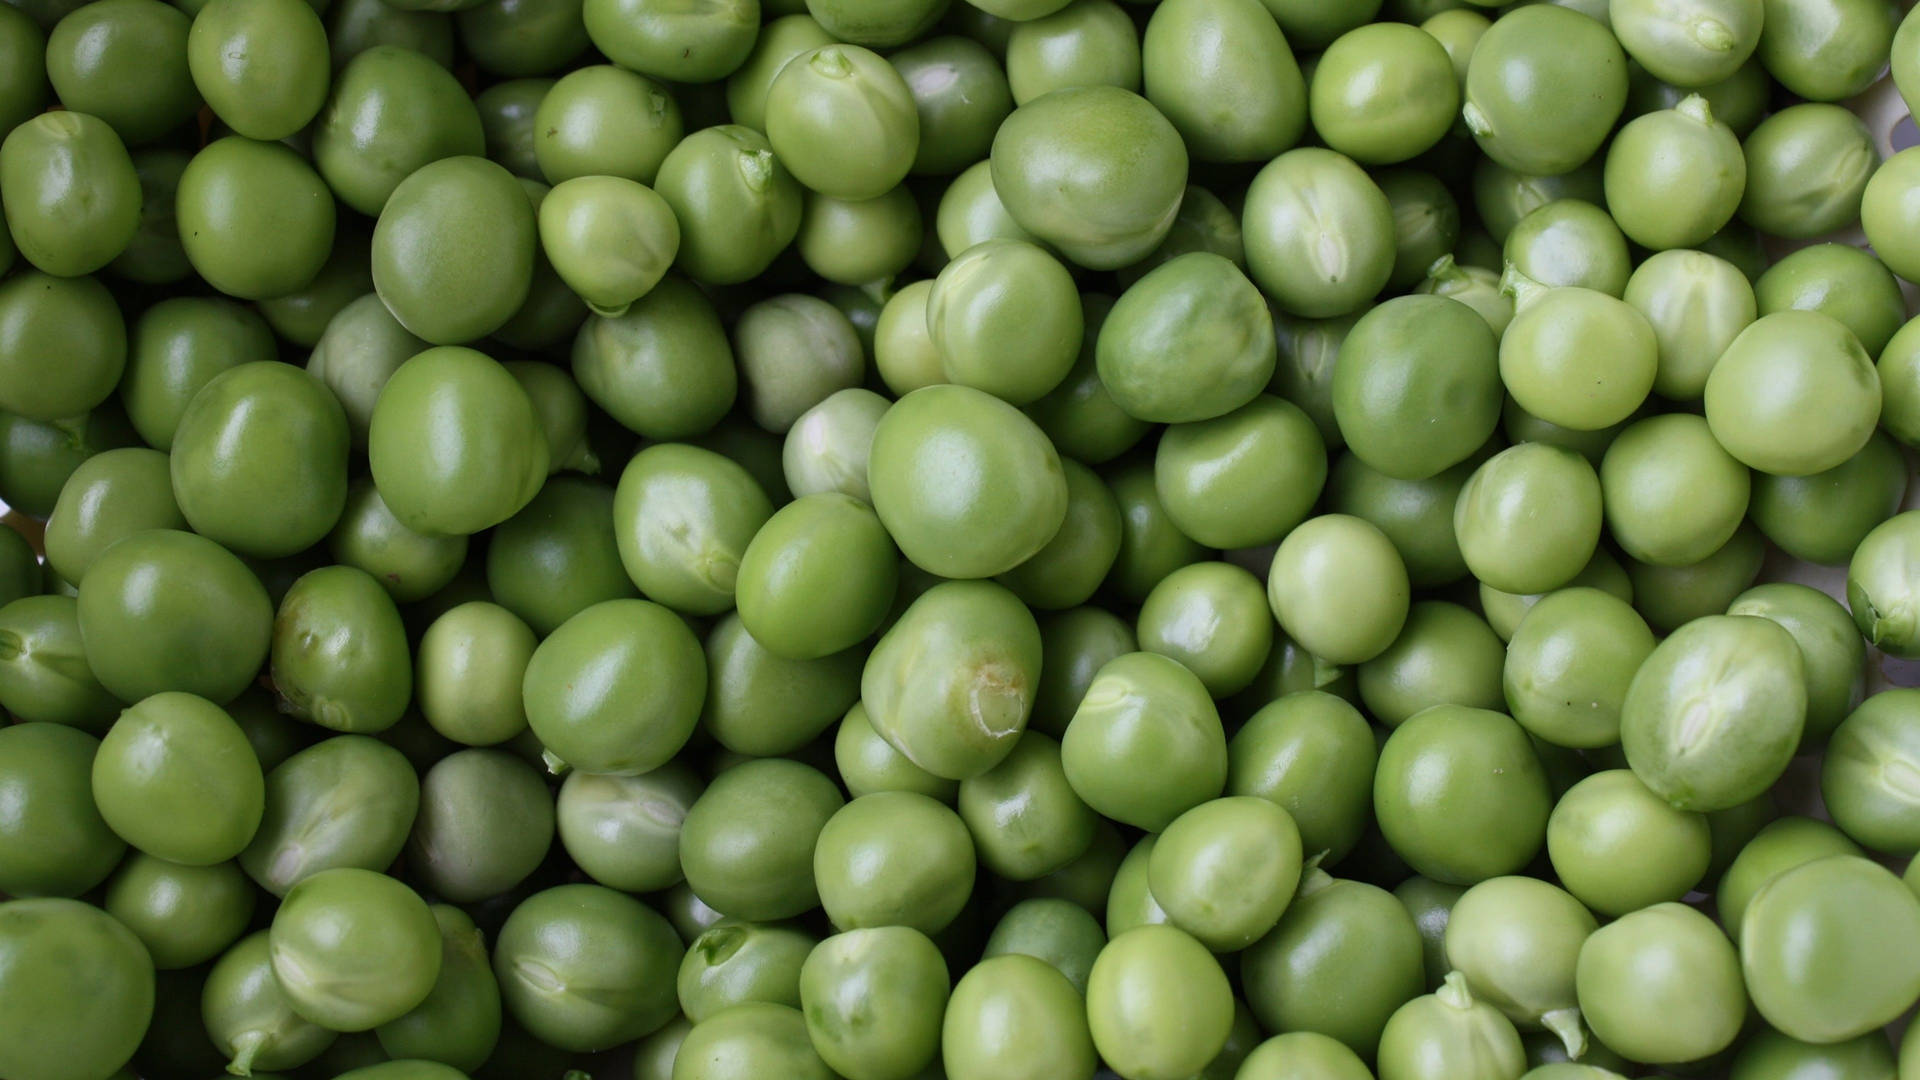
[{"left": 9, "top": 0, "right": 1920, "bottom": 1074}]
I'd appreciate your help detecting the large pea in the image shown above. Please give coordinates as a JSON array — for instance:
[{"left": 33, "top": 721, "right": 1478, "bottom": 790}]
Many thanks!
[
  {"left": 869, "top": 385, "right": 1068, "bottom": 579},
  {"left": 368, "top": 346, "right": 549, "bottom": 536},
  {"left": 572, "top": 276, "right": 739, "bottom": 440},
  {"left": 239, "top": 734, "right": 419, "bottom": 896},
  {"left": 187, "top": 0, "right": 330, "bottom": 140},
  {"left": 0, "top": 272, "right": 126, "bottom": 423},
  {"left": 177, "top": 136, "right": 337, "bottom": 301},
  {"left": 1098, "top": 252, "right": 1276, "bottom": 423},
  {"left": 990, "top": 85, "right": 1188, "bottom": 270},
  {"left": 170, "top": 362, "right": 350, "bottom": 559},
  {"left": 313, "top": 44, "right": 485, "bottom": 216},
  {"left": 271, "top": 565, "right": 411, "bottom": 735},
  {"left": 863, "top": 580, "right": 1042, "bottom": 781},
  {"left": 522, "top": 598, "right": 707, "bottom": 775},
  {"left": 372, "top": 156, "right": 536, "bottom": 344},
  {"left": 0, "top": 111, "right": 141, "bottom": 277},
  {"left": 1142, "top": 0, "right": 1305, "bottom": 162},
  {"left": 77, "top": 529, "right": 272, "bottom": 704}
]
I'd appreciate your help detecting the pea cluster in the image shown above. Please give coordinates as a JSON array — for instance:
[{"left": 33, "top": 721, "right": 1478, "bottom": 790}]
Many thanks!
[{"left": 4, "top": 0, "right": 1920, "bottom": 1078}]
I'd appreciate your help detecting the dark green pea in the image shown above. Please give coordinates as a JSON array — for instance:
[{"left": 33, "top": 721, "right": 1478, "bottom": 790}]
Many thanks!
[
  {"left": 0, "top": 111, "right": 140, "bottom": 277},
  {"left": 582, "top": 0, "right": 756, "bottom": 83},
  {"left": 329, "top": 0, "right": 454, "bottom": 68},
  {"left": 1243, "top": 872, "right": 1425, "bottom": 1058},
  {"left": 674, "top": 1002, "right": 835, "bottom": 1080},
  {"left": 1750, "top": 431, "right": 1907, "bottom": 567},
  {"left": 862, "top": 579, "right": 1042, "bottom": 780},
  {"left": 177, "top": 136, "right": 336, "bottom": 301},
  {"left": 1333, "top": 295, "right": 1501, "bottom": 481},
  {"left": 270, "top": 565, "right": 411, "bottom": 734},
  {"left": 680, "top": 758, "right": 844, "bottom": 921},
  {"left": 244, "top": 223, "right": 364, "bottom": 346},
  {"left": 93, "top": 691, "right": 263, "bottom": 865},
  {"left": 476, "top": 78, "right": 550, "bottom": 179},
  {"left": 103, "top": 853, "right": 254, "bottom": 970},
  {"left": 373, "top": 906, "right": 501, "bottom": 1072},
  {"left": 654, "top": 125, "right": 801, "bottom": 285},
  {"left": 457, "top": 0, "right": 585, "bottom": 74},
  {"left": 313, "top": 45, "right": 483, "bottom": 217},
  {"left": 1374, "top": 705, "right": 1550, "bottom": 884},
  {"left": 0, "top": 723, "right": 125, "bottom": 897},
  {"left": 269, "top": 867, "right": 441, "bottom": 1032},
  {"left": 522, "top": 598, "right": 706, "bottom": 775},
  {"left": 557, "top": 763, "right": 700, "bottom": 893},
  {"left": 170, "top": 361, "right": 349, "bottom": 558},
  {"left": 327, "top": 479, "right": 468, "bottom": 605},
  {"left": 373, "top": 157, "right": 536, "bottom": 344},
  {"left": 43, "top": 447, "right": 183, "bottom": 585},
  {"left": 834, "top": 700, "right": 960, "bottom": 802},
  {"left": 573, "top": 277, "right": 738, "bottom": 440},
  {"left": 703, "top": 610, "right": 861, "bottom": 755},
  {"left": 121, "top": 297, "right": 274, "bottom": 451},
  {"left": 1621, "top": 614, "right": 1806, "bottom": 811},
  {"left": 203, "top": 931, "right": 337, "bottom": 1075},
  {"left": 0, "top": 898, "right": 154, "bottom": 1080},
  {"left": 239, "top": 734, "right": 419, "bottom": 895},
  {"left": 187, "top": 0, "right": 330, "bottom": 140},
  {"left": 801, "top": 926, "right": 947, "bottom": 1079},
  {"left": 109, "top": 146, "right": 191, "bottom": 284},
  {"left": 678, "top": 921, "right": 815, "bottom": 1022},
  {"left": 990, "top": 85, "right": 1187, "bottom": 270},
  {"left": 77, "top": 529, "right": 271, "bottom": 704},
  {"left": 1626, "top": 523, "right": 1765, "bottom": 633},
  {"left": 484, "top": 476, "right": 636, "bottom": 635},
  {"left": 885, "top": 36, "right": 1010, "bottom": 176},
  {"left": 815, "top": 791, "right": 976, "bottom": 933},
  {"left": 1504, "top": 199, "right": 1630, "bottom": 297},
  {"left": 1756, "top": 0, "right": 1896, "bottom": 101},
  {"left": 1143, "top": 0, "right": 1305, "bottom": 163},
  {"left": 369, "top": 347, "right": 549, "bottom": 536},
  {"left": 942, "top": 954, "right": 1096, "bottom": 1080},
  {"left": 1461, "top": 5, "right": 1626, "bottom": 176},
  {"left": 0, "top": 4, "right": 47, "bottom": 134},
  {"left": 1358, "top": 600, "right": 1505, "bottom": 728},
  {"left": 0, "top": 272, "right": 126, "bottom": 424},
  {"left": 45, "top": 0, "right": 198, "bottom": 143},
  {"left": 0, "top": 595, "right": 120, "bottom": 731}
]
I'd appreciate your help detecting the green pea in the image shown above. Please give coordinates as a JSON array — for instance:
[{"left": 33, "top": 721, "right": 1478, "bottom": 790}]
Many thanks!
[
  {"left": 0, "top": 898, "right": 155, "bottom": 1080},
  {"left": 239, "top": 734, "right": 419, "bottom": 895},
  {"left": 1060, "top": 651, "right": 1227, "bottom": 831},
  {"left": 171, "top": 362, "right": 350, "bottom": 558},
  {"left": 1373, "top": 705, "right": 1550, "bottom": 884},
  {"left": 372, "top": 906, "right": 501, "bottom": 1072},
  {"left": 677, "top": 921, "right": 815, "bottom": 1022},
  {"left": 1756, "top": 0, "right": 1896, "bottom": 101},
  {"left": 1461, "top": 5, "right": 1627, "bottom": 176},
  {"left": 0, "top": 723, "right": 125, "bottom": 897},
  {"left": 1332, "top": 295, "right": 1501, "bottom": 480},
  {"left": 104, "top": 853, "right": 254, "bottom": 971},
  {"left": 1742, "top": 855, "right": 1920, "bottom": 1043},
  {"left": 77, "top": 529, "right": 272, "bottom": 705},
  {"left": 332, "top": 0, "right": 455, "bottom": 68},
  {"left": 1266, "top": 514, "right": 1410, "bottom": 665},
  {"left": 187, "top": 0, "right": 330, "bottom": 139},
  {"left": 0, "top": 111, "right": 141, "bottom": 278},
  {"left": 1504, "top": 199, "right": 1631, "bottom": 297},
  {"left": 556, "top": 763, "right": 700, "bottom": 893},
  {"left": 1375, "top": 971, "right": 1525, "bottom": 1080},
  {"left": 1086, "top": 926, "right": 1232, "bottom": 1080},
  {"left": 1502, "top": 588, "right": 1654, "bottom": 750},
  {"left": 1358, "top": 600, "right": 1505, "bottom": 728},
  {"left": 372, "top": 156, "right": 536, "bottom": 344},
  {"left": 942, "top": 955, "right": 1097, "bottom": 1080},
  {"left": 0, "top": 596, "right": 122, "bottom": 731},
  {"left": 493, "top": 884, "right": 683, "bottom": 1051}
]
